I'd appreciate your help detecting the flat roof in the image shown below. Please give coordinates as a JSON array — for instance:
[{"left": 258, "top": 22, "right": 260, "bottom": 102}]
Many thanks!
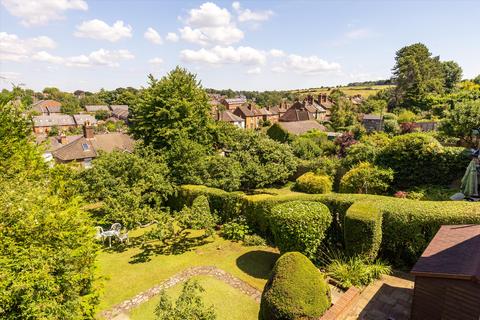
[{"left": 411, "top": 225, "right": 480, "bottom": 282}]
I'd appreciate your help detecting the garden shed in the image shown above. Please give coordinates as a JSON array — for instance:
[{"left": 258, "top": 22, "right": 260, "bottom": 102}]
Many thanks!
[{"left": 410, "top": 224, "right": 480, "bottom": 320}]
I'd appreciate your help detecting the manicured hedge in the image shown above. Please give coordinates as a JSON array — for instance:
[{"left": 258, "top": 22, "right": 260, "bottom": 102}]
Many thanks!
[
  {"left": 172, "top": 185, "right": 480, "bottom": 267},
  {"left": 294, "top": 172, "right": 332, "bottom": 194},
  {"left": 169, "top": 185, "right": 244, "bottom": 222},
  {"left": 269, "top": 201, "right": 332, "bottom": 258},
  {"left": 260, "top": 252, "right": 330, "bottom": 320},
  {"left": 344, "top": 201, "right": 382, "bottom": 261}
]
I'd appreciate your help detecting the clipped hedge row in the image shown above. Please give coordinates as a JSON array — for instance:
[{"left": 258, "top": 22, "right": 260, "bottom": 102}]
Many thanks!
[
  {"left": 344, "top": 201, "right": 382, "bottom": 261},
  {"left": 171, "top": 185, "right": 480, "bottom": 266},
  {"left": 169, "top": 185, "right": 244, "bottom": 222},
  {"left": 270, "top": 201, "right": 332, "bottom": 259}
]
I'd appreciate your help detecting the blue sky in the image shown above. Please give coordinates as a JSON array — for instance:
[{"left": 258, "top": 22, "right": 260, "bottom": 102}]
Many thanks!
[{"left": 1, "top": 0, "right": 479, "bottom": 92}]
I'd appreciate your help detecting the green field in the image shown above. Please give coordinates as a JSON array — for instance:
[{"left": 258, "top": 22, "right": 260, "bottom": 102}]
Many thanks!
[
  {"left": 96, "top": 228, "right": 278, "bottom": 318},
  {"left": 129, "top": 275, "right": 260, "bottom": 320},
  {"left": 291, "top": 85, "right": 392, "bottom": 98}
]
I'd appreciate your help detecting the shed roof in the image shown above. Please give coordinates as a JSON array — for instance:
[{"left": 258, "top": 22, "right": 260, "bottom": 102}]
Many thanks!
[
  {"left": 277, "top": 120, "right": 327, "bottom": 135},
  {"left": 85, "top": 105, "right": 110, "bottom": 112},
  {"left": 411, "top": 224, "right": 480, "bottom": 282},
  {"left": 33, "top": 115, "right": 75, "bottom": 127}
]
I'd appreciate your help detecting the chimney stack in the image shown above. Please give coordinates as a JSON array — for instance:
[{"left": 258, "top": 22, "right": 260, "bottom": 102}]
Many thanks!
[{"left": 83, "top": 120, "right": 94, "bottom": 139}]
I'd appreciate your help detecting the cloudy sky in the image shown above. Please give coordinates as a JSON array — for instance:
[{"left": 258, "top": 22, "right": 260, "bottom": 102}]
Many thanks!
[{"left": 1, "top": 0, "right": 479, "bottom": 92}]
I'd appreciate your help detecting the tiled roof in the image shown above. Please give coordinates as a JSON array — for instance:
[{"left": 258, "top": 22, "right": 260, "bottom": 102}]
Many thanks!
[
  {"left": 234, "top": 104, "right": 262, "bottom": 117},
  {"left": 411, "top": 224, "right": 480, "bottom": 282},
  {"left": 73, "top": 114, "right": 97, "bottom": 125},
  {"left": 33, "top": 115, "right": 75, "bottom": 127},
  {"left": 277, "top": 120, "right": 327, "bottom": 135},
  {"left": 280, "top": 107, "right": 314, "bottom": 122},
  {"left": 52, "top": 133, "right": 135, "bottom": 161},
  {"left": 215, "top": 110, "right": 245, "bottom": 123},
  {"left": 110, "top": 105, "right": 129, "bottom": 112},
  {"left": 223, "top": 98, "right": 247, "bottom": 105},
  {"left": 112, "top": 108, "right": 129, "bottom": 119},
  {"left": 85, "top": 105, "right": 110, "bottom": 112},
  {"left": 31, "top": 100, "right": 62, "bottom": 114}
]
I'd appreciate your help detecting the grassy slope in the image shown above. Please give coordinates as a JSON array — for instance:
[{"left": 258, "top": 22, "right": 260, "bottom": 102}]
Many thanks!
[
  {"left": 291, "top": 85, "right": 392, "bottom": 98},
  {"left": 96, "top": 227, "right": 278, "bottom": 313},
  {"left": 129, "top": 275, "right": 260, "bottom": 320}
]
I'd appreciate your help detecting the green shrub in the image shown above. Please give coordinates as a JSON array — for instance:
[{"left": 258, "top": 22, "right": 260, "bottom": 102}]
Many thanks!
[
  {"left": 269, "top": 201, "right": 332, "bottom": 258},
  {"left": 326, "top": 256, "right": 391, "bottom": 289},
  {"left": 266, "top": 123, "right": 293, "bottom": 143},
  {"left": 340, "top": 162, "right": 394, "bottom": 194},
  {"left": 221, "top": 217, "right": 250, "bottom": 241},
  {"left": 243, "top": 234, "right": 267, "bottom": 246},
  {"left": 376, "top": 133, "right": 468, "bottom": 188},
  {"left": 170, "top": 185, "right": 244, "bottom": 222},
  {"left": 260, "top": 252, "right": 331, "bottom": 320},
  {"left": 294, "top": 172, "right": 332, "bottom": 194},
  {"left": 178, "top": 195, "right": 217, "bottom": 235},
  {"left": 344, "top": 201, "right": 382, "bottom": 260}
]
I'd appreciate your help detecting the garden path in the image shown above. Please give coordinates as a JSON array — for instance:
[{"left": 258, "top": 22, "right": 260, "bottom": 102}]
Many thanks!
[
  {"left": 100, "top": 266, "right": 262, "bottom": 320},
  {"left": 343, "top": 272, "right": 414, "bottom": 320}
]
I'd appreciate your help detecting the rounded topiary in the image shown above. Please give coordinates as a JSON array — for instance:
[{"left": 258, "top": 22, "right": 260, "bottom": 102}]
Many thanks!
[
  {"left": 260, "top": 252, "right": 331, "bottom": 320},
  {"left": 339, "top": 162, "right": 393, "bottom": 195},
  {"left": 294, "top": 172, "right": 332, "bottom": 194},
  {"left": 269, "top": 201, "right": 332, "bottom": 258}
]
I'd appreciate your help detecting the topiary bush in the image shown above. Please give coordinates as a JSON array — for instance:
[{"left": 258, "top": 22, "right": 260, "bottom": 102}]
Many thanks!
[
  {"left": 269, "top": 201, "right": 332, "bottom": 258},
  {"left": 344, "top": 201, "right": 382, "bottom": 261},
  {"left": 340, "top": 162, "right": 394, "bottom": 195},
  {"left": 294, "top": 172, "right": 332, "bottom": 194},
  {"left": 260, "top": 252, "right": 331, "bottom": 320}
]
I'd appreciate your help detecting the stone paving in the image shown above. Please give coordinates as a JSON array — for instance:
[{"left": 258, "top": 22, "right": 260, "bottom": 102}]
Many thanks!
[
  {"left": 343, "top": 272, "right": 414, "bottom": 320},
  {"left": 100, "top": 266, "right": 262, "bottom": 320}
]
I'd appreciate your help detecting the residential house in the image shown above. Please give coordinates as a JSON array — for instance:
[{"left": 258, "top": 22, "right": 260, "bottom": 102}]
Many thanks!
[
  {"left": 317, "top": 94, "right": 335, "bottom": 120},
  {"left": 30, "top": 100, "right": 62, "bottom": 115},
  {"left": 214, "top": 110, "right": 245, "bottom": 128},
  {"left": 73, "top": 114, "right": 98, "bottom": 126},
  {"left": 280, "top": 102, "right": 315, "bottom": 122},
  {"left": 350, "top": 94, "right": 364, "bottom": 105},
  {"left": 220, "top": 97, "right": 247, "bottom": 111},
  {"left": 362, "top": 114, "right": 384, "bottom": 132},
  {"left": 85, "top": 105, "right": 110, "bottom": 113},
  {"left": 33, "top": 114, "right": 76, "bottom": 133},
  {"left": 233, "top": 103, "right": 263, "bottom": 129},
  {"left": 40, "top": 123, "right": 134, "bottom": 167},
  {"left": 258, "top": 107, "right": 278, "bottom": 124},
  {"left": 276, "top": 120, "right": 327, "bottom": 136},
  {"left": 111, "top": 107, "right": 129, "bottom": 122},
  {"left": 266, "top": 101, "right": 289, "bottom": 120}
]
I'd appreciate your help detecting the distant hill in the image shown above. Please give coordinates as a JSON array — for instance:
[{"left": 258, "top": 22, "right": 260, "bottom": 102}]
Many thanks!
[{"left": 347, "top": 79, "right": 393, "bottom": 87}]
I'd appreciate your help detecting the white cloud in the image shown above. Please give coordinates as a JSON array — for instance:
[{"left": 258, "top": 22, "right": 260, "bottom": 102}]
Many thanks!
[
  {"left": 345, "top": 28, "right": 374, "bottom": 40},
  {"left": 246, "top": 67, "right": 261, "bottom": 74},
  {"left": 166, "top": 32, "right": 179, "bottom": 42},
  {"left": 0, "top": 71, "right": 21, "bottom": 82},
  {"left": 271, "top": 66, "right": 286, "bottom": 73},
  {"left": 269, "top": 49, "right": 285, "bottom": 57},
  {"left": 0, "top": 32, "right": 56, "bottom": 61},
  {"left": 144, "top": 27, "right": 162, "bottom": 44},
  {"left": 31, "top": 48, "right": 134, "bottom": 67},
  {"left": 74, "top": 19, "right": 132, "bottom": 42},
  {"left": 178, "top": 2, "right": 244, "bottom": 46},
  {"left": 180, "top": 46, "right": 266, "bottom": 65},
  {"left": 284, "top": 54, "right": 341, "bottom": 75},
  {"left": 232, "top": 2, "right": 274, "bottom": 23},
  {"left": 148, "top": 57, "right": 163, "bottom": 65},
  {"left": 1, "top": 0, "right": 88, "bottom": 26}
]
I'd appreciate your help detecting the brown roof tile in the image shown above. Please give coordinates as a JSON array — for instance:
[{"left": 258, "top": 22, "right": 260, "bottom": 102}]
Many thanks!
[{"left": 277, "top": 120, "right": 327, "bottom": 135}]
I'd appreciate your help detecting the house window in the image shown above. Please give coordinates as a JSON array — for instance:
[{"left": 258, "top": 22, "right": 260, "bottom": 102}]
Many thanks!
[{"left": 82, "top": 143, "right": 90, "bottom": 151}]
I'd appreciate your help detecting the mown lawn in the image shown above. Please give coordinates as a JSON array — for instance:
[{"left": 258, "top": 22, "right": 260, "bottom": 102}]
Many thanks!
[
  {"left": 129, "top": 275, "right": 260, "bottom": 320},
  {"left": 291, "top": 85, "right": 393, "bottom": 98},
  {"left": 96, "top": 227, "right": 278, "bottom": 316}
]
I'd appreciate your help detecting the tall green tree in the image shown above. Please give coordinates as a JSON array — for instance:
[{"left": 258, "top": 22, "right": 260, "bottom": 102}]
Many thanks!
[
  {"left": 130, "top": 67, "right": 214, "bottom": 149},
  {"left": 392, "top": 43, "right": 445, "bottom": 110},
  {"left": 441, "top": 60, "right": 463, "bottom": 92},
  {"left": 440, "top": 100, "right": 480, "bottom": 147}
]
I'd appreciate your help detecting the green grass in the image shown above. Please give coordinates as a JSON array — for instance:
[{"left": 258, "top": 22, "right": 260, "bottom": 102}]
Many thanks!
[
  {"left": 96, "top": 227, "right": 278, "bottom": 315},
  {"left": 129, "top": 275, "right": 260, "bottom": 320},
  {"left": 290, "top": 85, "right": 393, "bottom": 98}
]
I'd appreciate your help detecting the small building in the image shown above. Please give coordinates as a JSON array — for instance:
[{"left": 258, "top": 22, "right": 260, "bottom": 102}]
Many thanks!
[
  {"left": 280, "top": 102, "right": 315, "bottom": 122},
  {"left": 411, "top": 224, "right": 480, "bottom": 320},
  {"left": 276, "top": 120, "right": 327, "bottom": 136},
  {"left": 110, "top": 105, "right": 129, "bottom": 112},
  {"left": 266, "top": 102, "right": 289, "bottom": 120},
  {"left": 44, "top": 124, "right": 135, "bottom": 167},
  {"left": 214, "top": 110, "right": 245, "bottom": 128},
  {"left": 317, "top": 94, "right": 334, "bottom": 120},
  {"left": 30, "top": 100, "right": 62, "bottom": 115},
  {"left": 220, "top": 97, "right": 247, "bottom": 111},
  {"left": 111, "top": 108, "right": 129, "bottom": 121},
  {"left": 362, "top": 114, "right": 384, "bottom": 132},
  {"left": 33, "top": 114, "right": 76, "bottom": 133},
  {"left": 233, "top": 103, "right": 263, "bottom": 129},
  {"left": 414, "top": 121, "right": 438, "bottom": 132},
  {"left": 85, "top": 105, "right": 110, "bottom": 113}
]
